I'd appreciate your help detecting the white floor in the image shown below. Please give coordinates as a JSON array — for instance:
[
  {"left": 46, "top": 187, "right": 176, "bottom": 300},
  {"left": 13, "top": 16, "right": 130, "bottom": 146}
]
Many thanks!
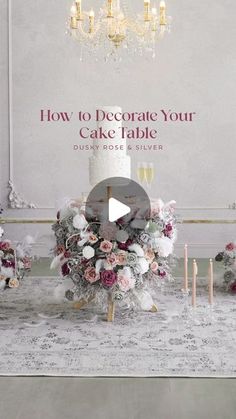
[{"left": 0, "top": 377, "right": 235, "bottom": 419}]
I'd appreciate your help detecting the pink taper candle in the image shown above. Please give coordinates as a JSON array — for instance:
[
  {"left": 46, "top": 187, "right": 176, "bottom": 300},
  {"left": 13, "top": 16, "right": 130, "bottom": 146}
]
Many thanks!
[
  {"left": 208, "top": 259, "right": 214, "bottom": 305},
  {"left": 192, "top": 259, "right": 197, "bottom": 307},
  {"left": 184, "top": 244, "right": 188, "bottom": 290}
]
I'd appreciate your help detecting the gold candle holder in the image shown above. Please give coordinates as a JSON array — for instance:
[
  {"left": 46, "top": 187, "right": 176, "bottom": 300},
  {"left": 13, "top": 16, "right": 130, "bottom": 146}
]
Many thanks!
[
  {"left": 70, "top": 16, "right": 78, "bottom": 29},
  {"left": 144, "top": 0, "right": 151, "bottom": 22},
  {"left": 107, "top": 293, "right": 115, "bottom": 322},
  {"left": 160, "top": 1, "right": 167, "bottom": 25},
  {"left": 107, "top": 0, "right": 113, "bottom": 18}
]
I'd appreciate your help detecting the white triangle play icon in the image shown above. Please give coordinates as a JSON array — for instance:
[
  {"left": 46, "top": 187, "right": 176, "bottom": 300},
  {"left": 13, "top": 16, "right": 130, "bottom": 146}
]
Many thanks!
[{"left": 108, "top": 197, "right": 131, "bottom": 222}]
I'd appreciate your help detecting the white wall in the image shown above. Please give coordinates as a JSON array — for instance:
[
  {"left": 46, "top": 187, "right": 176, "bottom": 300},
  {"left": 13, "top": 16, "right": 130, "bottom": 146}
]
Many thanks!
[{"left": 1, "top": 0, "right": 236, "bottom": 257}]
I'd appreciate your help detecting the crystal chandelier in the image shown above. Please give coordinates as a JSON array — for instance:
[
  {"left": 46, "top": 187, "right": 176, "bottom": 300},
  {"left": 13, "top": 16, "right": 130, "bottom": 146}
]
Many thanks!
[{"left": 67, "top": 0, "right": 171, "bottom": 61}]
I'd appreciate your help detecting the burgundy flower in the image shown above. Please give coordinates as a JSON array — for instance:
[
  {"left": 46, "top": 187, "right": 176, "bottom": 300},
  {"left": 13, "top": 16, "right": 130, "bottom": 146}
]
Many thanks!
[
  {"left": 230, "top": 281, "right": 236, "bottom": 294},
  {"left": 64, "top": 250, "right": 71, "bottom": 258},
  {"left": 163, "top": 223, "right": 173, "bottom": 237},
  {"left": 158, "top": 270, "right": 166, "bottom": 278},
  {"left": 2, "top": 259, "right": 15, "bottom": 268},
  {"left": 61, "top": 262, "right": 70, "bottom": 276},
  {"left": 81, "top": 258, "right": 90, "bottom": 267},
  {"left": 0, "top": 241, "right": 11, "bottom": 251},
  {"left": 118, "top": 239, "right": 133, "bottom": 251},
  {"left": 226, "top": 242, "right": 235, "bottom": 251},
  {"left": 165, "top": 223, "right": 173, "bottom": 232},
  {"left": 100, "top": 270, "right": 117, "bottom": 288}
]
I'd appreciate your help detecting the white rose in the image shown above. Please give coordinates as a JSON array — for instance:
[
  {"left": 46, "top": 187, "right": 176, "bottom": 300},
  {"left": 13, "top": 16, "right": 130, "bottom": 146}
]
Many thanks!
[
  {"left": 137, "top": 258, "right": 149, "bottom": 274},
  {"left": 73, "top": 214, "right": 87, "bottom": 230},
  {"left": 155, "top": 237, "right": 173, "bottom": 257},
  {"left": 128, "top": 244, "right": 144, "bottom": 257},
  {"left": 82, "top": 246, "right": 95, "bottom": 259}
]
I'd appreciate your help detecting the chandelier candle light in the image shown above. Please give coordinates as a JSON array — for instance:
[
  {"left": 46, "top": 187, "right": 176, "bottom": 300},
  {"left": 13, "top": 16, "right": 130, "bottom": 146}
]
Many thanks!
[{"left": 67, "top": 0, "right": 171, "bottom": 61}]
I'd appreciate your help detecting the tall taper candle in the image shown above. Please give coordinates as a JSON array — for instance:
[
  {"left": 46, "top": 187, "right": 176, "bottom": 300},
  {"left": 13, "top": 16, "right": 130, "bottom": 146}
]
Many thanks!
[
  {"left": 107, "top": 0, "right": 113, "bottom": 18},
  {"left": 144, "top": 0, "right": 151, "bottom": 22},
  {"left": 89, "top": 9, "right": 95, "bottom": 33},
  {"left": 160, "top": 1, "right": 166, "bottom": 25},
  {"left": 75, "top": 0, "right": 82, "bottom": 20},
  {"left": 192, "top": 259, "right": 197, "bottom": 307},
  {"left": 184, "top": 244, "right": 188, "bottom": 291},
  {"left": 209, "top": 259, "right": 214, "bottom": 305},
  {"left": 70, "top": 5, "right": 78, "bottom": 29}
]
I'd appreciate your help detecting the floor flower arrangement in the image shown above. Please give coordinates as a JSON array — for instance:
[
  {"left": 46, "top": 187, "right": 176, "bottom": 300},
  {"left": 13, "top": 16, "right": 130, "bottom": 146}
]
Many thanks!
[
  {"left": 51, "top": 198, "right": 177, "bottom": 314},
  {"left": 0, "top": 224, "right": 34, "bottom": 291},
  {"left": 215, "top": 242, "right": 236, "bottom": 293}
]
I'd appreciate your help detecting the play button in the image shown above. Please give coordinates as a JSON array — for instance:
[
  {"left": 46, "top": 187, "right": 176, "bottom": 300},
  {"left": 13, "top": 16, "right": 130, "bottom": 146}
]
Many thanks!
[
  {"left": 108, "top": 198, "right": 131, "bottom": 222},
  {"left": 85, "top": 177, "right": 151, "bottom": 231}
]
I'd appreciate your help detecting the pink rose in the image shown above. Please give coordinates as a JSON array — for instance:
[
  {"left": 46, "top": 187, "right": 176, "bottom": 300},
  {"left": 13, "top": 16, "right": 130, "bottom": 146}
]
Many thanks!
[
  {"left": 23, "top": 257, "right": 32, "bottom": 270},
  {"left": 84, "top": 267, "right": 99, "bottom": 283},
  {"left": 144, "top": 248, "right": 155, "bottom": 262},
  {"left": 117, "top": 273, "right": 135, "bottom": 292},
  {"left": 116, "top": 251, "right": 127, "bottom": 265},
  {"left": 151, "top": 200, "right": 163, "bottom": 217},
  {"left": 100, "top": 270, "right": 117, "bottom": 288},
  {"left": 100, "top": 240, "right": 113, "bottom": 253},
  {"left": 106, "top": 253, "right": 117, "bottom": 267},
  {"left": 226, "top": 242, "right": 235, "bottom": 251},
  {"left": 8, "top": 278, "right": 20, "bottom": 288},
  {"left": 151, "top": 261, "right": 159, "bottom": 272}
]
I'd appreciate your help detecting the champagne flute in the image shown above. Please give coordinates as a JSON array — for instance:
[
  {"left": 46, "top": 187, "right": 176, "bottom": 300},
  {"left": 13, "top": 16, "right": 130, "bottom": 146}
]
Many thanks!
[
  {"left": 137, "top": 162, "right": 147, "bottom": 185},
  {"left": 145, "top": 163, "right": 154, "bottom": 189}
]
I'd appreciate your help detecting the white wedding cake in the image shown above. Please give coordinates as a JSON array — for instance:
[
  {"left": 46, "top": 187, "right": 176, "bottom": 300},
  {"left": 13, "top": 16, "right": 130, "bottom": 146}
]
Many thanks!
[{"left": 89, "top": 106, "right": 131, "bottom": 186}]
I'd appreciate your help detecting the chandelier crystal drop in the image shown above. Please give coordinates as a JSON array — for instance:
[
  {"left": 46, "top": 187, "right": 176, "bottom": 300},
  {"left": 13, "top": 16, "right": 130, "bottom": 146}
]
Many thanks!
[{"left": 67, "top": 0, "right": 172, "bottom": 62}]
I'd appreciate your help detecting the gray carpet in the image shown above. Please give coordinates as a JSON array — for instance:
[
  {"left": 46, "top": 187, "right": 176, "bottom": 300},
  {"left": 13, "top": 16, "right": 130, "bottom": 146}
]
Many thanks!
[{"left": 0, "top": 277, "right": 235, "bottom": 376}]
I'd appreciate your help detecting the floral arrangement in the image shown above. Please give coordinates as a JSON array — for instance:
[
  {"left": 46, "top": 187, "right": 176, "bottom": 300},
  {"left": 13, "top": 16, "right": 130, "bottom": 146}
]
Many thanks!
[
  {"left": 215, "top": 242, "right": 236, "bottom": 293},
  {"left": 51, "top": 198, "right": 177, "bottom": 310},
  {"left": 0, "top": 224, "right": 34, "bottom": 291}
]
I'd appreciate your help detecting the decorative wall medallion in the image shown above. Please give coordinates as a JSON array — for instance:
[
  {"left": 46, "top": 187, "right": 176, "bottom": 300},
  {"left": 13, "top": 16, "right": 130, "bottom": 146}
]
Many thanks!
[{"left": 8, "top": 180, "right": 37, "bottom": 209}]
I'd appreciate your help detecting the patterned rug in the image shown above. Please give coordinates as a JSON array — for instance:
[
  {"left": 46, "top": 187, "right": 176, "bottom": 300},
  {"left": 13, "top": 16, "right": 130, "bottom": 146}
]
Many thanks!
[{"left": 0, "top": 277, "right": 235, "bottom": 377}]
